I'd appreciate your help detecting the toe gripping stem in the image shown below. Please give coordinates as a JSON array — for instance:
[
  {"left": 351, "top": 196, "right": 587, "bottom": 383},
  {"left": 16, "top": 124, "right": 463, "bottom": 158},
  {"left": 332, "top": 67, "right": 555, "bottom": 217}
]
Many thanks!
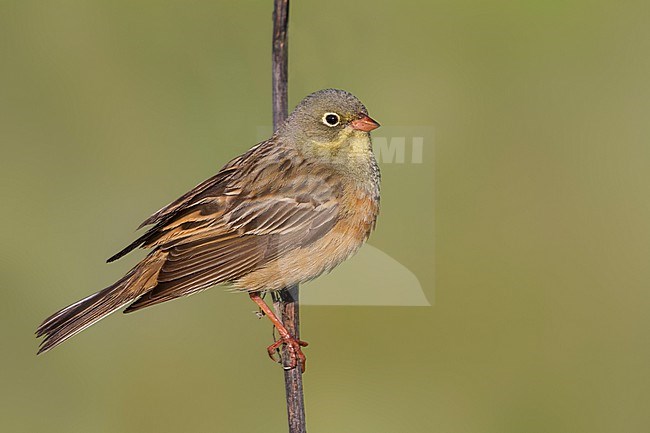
[{"left": 250, "top": 292, "right": 308, "bottom": 372}]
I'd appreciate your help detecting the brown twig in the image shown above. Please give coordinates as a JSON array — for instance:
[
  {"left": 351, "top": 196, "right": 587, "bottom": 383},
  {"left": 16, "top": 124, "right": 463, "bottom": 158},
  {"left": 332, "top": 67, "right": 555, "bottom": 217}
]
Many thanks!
[
  {"left": 270, "top": 1, "right": 307, "bottom": 433},
  {"left": 272, "top": 0, "right": 290, "bottom": 128}
]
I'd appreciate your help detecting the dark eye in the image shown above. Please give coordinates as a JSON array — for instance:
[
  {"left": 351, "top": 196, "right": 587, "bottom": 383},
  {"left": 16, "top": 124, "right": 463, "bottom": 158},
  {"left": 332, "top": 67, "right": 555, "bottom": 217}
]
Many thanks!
[{"left": 322, "top": 112, "right": 340, "bottom": 127}]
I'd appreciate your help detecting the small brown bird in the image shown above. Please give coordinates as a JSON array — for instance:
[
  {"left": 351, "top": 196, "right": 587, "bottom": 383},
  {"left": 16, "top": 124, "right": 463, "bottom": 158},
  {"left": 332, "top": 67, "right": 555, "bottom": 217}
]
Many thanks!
[{"left": 36, "top": 89, "right": 380, "bottom": 370}]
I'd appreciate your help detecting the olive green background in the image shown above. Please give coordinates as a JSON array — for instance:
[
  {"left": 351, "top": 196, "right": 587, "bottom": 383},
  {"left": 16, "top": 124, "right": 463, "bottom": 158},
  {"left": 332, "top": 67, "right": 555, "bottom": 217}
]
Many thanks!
[{"left": 2, "top": 1, "right": 649, "bottom": 432}]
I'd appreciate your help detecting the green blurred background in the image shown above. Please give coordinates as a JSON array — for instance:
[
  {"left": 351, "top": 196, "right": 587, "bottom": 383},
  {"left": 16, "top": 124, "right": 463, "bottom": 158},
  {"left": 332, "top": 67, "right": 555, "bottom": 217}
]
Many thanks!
[{"left": 2, "top": 1, "right": 649, "bottom": 432}]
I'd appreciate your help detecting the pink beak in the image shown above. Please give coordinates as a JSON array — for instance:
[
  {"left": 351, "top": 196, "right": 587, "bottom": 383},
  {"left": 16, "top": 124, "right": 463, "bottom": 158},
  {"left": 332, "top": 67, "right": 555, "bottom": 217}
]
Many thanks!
[{"left": 351, "top": 115, "right": 380, "bottom": 132}]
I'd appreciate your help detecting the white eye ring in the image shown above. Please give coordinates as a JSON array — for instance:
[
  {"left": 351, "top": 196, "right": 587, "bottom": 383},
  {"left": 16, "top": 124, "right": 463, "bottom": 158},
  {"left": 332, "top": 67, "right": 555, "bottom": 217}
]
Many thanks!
[{"left": 322, "top": 112, "right": 340, "bottom": 127}]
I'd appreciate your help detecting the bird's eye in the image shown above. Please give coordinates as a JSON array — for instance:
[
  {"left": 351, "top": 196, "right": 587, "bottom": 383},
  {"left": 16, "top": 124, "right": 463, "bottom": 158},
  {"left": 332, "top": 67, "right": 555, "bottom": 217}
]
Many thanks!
[{"left": 322, "top": 112, "right": 340, "bottom": 127}]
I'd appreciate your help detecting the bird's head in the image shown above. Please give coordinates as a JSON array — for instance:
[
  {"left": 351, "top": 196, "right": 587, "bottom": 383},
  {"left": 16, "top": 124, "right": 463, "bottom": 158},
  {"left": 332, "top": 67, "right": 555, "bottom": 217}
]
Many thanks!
[{"left": 280, "top": 89, "right": 380, "bottom": 159}]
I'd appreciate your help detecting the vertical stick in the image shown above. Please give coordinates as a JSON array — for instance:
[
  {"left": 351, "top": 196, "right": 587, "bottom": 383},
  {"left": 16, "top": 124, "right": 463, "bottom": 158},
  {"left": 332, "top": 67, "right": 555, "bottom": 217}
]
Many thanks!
[
  {"left": 271, "top": 2, "right": 306, "bottom": 433},
  {"left": 272, "top": 0, "right": 289, "bottom": 128}
]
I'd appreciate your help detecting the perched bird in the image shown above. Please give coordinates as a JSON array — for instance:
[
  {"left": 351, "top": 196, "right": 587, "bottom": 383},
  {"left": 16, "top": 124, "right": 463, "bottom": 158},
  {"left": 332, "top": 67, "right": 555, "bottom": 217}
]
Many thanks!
[{"left": 36, "top": 89, "right": 380, "bottom": 370}]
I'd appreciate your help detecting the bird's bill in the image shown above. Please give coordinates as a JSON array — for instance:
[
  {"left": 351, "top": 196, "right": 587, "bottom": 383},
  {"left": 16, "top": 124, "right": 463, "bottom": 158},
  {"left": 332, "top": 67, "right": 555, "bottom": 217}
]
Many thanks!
[{"left": 351, "top": 115, "right": 380, "bottom": 132}]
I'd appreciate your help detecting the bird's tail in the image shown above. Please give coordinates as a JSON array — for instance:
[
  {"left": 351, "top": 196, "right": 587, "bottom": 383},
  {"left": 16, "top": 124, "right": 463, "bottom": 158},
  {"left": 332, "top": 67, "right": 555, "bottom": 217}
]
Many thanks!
[{"left": 36, "top": 251, "right": 166, "bottom": 354}]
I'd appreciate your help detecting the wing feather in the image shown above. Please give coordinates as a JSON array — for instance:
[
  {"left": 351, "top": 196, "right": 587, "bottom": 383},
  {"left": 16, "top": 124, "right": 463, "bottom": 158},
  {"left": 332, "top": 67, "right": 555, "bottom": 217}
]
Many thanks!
[{"left": 113, "top": 141, "right": 344, "bottom": 312}]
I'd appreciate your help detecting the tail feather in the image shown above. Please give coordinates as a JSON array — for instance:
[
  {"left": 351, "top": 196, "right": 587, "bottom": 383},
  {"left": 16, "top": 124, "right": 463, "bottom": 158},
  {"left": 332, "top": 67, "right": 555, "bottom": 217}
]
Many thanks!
[
  {"left": 36, "top": 275, "right": 133, "bottom": 354},
  {"left": 36, "top": 251, "right": 167, "bottom": 354}
]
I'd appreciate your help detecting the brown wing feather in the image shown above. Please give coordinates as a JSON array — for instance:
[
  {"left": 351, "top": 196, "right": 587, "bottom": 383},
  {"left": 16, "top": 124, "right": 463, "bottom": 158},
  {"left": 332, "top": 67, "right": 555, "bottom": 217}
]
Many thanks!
[
  {"left": 123, "top": 234, "right": 274, "bottom": 312},
  {"left": 120, "top": 145, "right": 343, "bottom": 312}
]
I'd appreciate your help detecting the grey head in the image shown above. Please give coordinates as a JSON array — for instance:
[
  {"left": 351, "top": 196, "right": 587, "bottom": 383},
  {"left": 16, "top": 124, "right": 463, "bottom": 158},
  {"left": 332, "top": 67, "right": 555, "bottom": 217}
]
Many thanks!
[{"left": 279, "top": 89, "right": 380, "bottom": 144}]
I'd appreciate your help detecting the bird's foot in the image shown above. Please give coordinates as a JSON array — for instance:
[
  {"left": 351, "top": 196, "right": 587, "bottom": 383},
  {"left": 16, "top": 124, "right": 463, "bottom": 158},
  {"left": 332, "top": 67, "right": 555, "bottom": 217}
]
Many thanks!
[
  {"left": 267, "top": 335, "right": 309, "bottom": 372},
  {"left": 249, "top": 292, "right": 309, "bottom": 372}
]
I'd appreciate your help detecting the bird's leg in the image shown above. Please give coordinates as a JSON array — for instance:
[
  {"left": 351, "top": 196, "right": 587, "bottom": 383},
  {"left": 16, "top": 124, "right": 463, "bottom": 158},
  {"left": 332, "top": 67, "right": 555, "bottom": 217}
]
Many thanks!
[{"left": 249, "top": 292, "right": 308, "bottom": 372}]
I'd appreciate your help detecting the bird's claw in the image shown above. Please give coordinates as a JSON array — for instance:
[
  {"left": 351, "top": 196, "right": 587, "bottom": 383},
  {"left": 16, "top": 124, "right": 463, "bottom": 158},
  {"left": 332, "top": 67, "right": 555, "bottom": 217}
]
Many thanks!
[{"left": 267, "top": 336, "right": 309, "bottom": 372}]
